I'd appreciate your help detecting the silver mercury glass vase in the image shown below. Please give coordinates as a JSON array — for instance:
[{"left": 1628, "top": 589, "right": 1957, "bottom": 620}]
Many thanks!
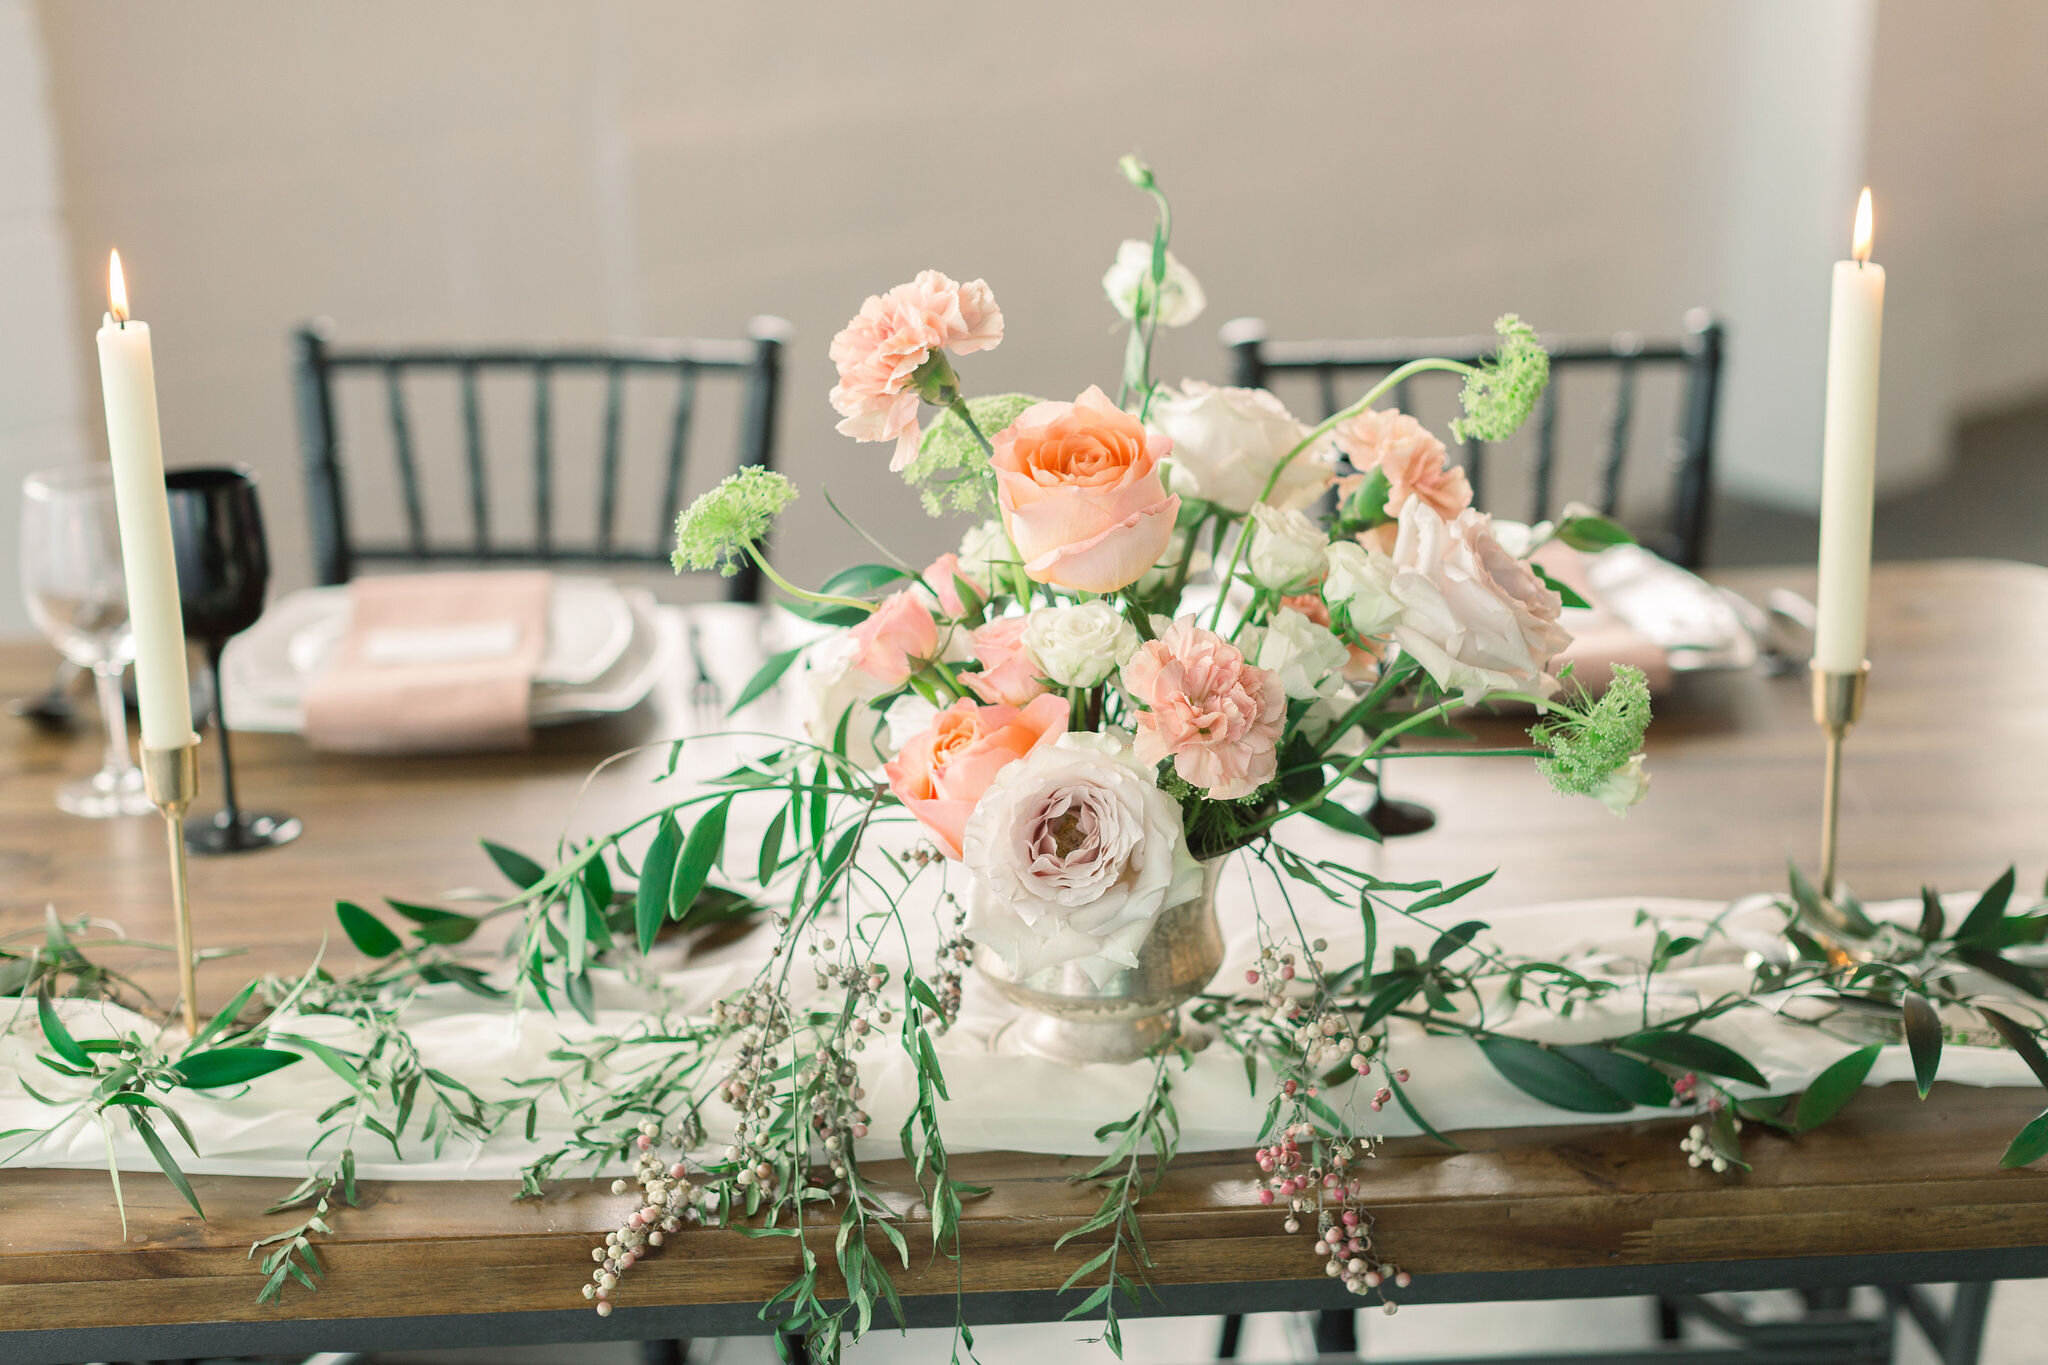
[{"left": 976, "top": 858, "right": 1226, "bottom": 1066}]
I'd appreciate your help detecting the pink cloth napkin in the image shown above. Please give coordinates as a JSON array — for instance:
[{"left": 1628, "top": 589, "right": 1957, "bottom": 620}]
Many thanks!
[
  {"left": 1530, "top": 543, "right": 1675, "bottom": 694},
  {"left": 302, "top": 571, "right": 553, "bottom": 754}
]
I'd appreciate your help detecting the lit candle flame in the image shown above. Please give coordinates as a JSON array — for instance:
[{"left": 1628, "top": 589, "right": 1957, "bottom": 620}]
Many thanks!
[
  {"left": 1852, "top": 188, "right": 1873, "bottom": 264},
  {"left": 108, "top": 249, "right": 130, "bottom": 323}
]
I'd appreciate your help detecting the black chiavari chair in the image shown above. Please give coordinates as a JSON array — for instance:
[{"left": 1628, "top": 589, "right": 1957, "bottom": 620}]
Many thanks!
[
  {"left": 1221, "top": 310, "right": 1725, "bottom": 569},
  {"left": 293, "top": 316, "right": 792, "bottom": 601}
]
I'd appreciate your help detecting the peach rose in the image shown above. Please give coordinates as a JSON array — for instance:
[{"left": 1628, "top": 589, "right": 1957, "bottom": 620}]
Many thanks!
[
  {"left": 991, "top": 385, "right": 1180, "bottom": 594},
  {"left": 829, "top": 270, "right": 1004, "bottom": 472},
  {"left": 1120, "top": 615, "right": 1286, "bottom": 800},
  {"left": 921, "top": 552, "right": 982, "bottom": 619},
  {"left": 1333, "top": 408, "right": 1472, "bottom": 521},
  {"left": 963, "top": 616, "right": 1049, "bottom": 707},
  {"left": 883, "top": 693, "right": 1070, "bottom": 859},
  {"left": 847, "top": 590, "right": 938, "bottom": 687}
]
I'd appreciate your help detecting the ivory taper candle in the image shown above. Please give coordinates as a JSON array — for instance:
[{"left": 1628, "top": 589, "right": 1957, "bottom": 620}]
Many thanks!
[{"left": 1813, "top": 189, "right": 1885, "bottom": 674}]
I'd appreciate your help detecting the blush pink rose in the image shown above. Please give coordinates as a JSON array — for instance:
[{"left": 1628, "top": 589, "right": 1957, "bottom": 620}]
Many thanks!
[
  {"left": 1333, "top": 408, "right": 1472, "bottom": 521},
  {"left": 847, "top": 590, "right": 938, "bottom": 687},
  {"left": 1120, "top": 616, "right": 1286, "bottom": 800},
  {"left": 883, "top": 693, "right": 1069, "bottom": 859},
  {"left": 1388, "top": 500, "right": 1571, "bottom": 703},
  {"left": 991, "top": 385, "right": 1180, "bottom": 594},
  {"left": 829, "top": 270, "right": 1004, "bottom": 472},
  {"left": 921, "top": 552, "right": 982, "bottom": 618},
  {"left": 963, "top": 616, "right": 1049, "bottom": 707}
]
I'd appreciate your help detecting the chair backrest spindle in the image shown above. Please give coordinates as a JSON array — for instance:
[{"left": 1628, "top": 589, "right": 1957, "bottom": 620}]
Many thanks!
[{"left": 292, "top": 318, "right": 789, "bottom": 599}]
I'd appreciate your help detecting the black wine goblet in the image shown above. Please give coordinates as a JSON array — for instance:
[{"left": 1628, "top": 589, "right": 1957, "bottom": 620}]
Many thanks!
[{"left": 166, "top": 466, "right": 301, "bottom": 854}]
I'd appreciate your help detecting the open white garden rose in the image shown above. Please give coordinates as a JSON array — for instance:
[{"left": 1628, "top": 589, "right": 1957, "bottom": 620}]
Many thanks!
[
  {"left": 1246, "top": 504, "right": 1329, "bottom": 592},
  {"left": 1147, "top": 381, "right": 1333, "bottom": 514},
  {"left": 1253, "top": 606, "right": 1351, "bottom": 700},
  {"left": 962, "top": 731, "right": 1203, "bottom": 986},
  {"left": 1322, "top": 540, "right": 1401, "bottom": 637},
  {"left": 797, "top": 633, "right": 891, "bottom": 766},
  {"left": 1388, "top": 500, "right": 1571, "bottom": 704},
  {"left": 1025, "top": 601, "right": 1140, "bottom": 688}
]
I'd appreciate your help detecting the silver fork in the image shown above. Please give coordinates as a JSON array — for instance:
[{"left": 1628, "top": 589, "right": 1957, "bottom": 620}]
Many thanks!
[{"left": 686, "top": 620, "right": 723, "bottom": 719}]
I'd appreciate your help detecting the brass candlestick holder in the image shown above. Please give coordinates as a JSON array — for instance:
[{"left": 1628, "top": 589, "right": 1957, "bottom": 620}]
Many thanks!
[
  {"left": 142, "top": 740, "right": 202, "bottom": 1036},
  {"left": 1811, "top": 660, "right": 1871, "bottom": 938}
]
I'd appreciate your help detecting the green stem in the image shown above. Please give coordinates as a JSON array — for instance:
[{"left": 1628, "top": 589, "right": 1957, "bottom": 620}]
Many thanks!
[
  {"left": 1123, "top": 593, "right": 1157, "bottom": 642},
  {"left": 1245, "top": 692, "right": 1466, "bottom": 838},
  {"left": 1207, "top": 357, "right": 1477, "bottom": 631},
  {"left": 947, "top": 398, "right": 995, "bottom": 457},
  {"left": 744, "top": 543, "right": 875, "bottom": 613}
]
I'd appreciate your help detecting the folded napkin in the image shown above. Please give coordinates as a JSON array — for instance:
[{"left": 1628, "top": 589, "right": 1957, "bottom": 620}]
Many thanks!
[
  {"left": 1531, "top": 543, "right": 1675, "bottom": 694},
  {"left": 302, "top": 571, "right": 552, "bottom": 754}
]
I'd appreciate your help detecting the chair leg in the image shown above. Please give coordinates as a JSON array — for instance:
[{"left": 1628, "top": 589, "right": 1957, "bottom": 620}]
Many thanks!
[
  {"left": 639, "top": 1341, "right": 689, "bottom": 1365},
  {"left": 1654, "top": 1295, "right": 1685, "bottom": 1341},
  {"left": 1945, "top": 1282, "right": 1993, "bottom": 1365},
  {"left": 1312, "top": 1307, "right": 1357, "bottom": 1357},
  {"left": 1216, "top": 1311, "right": 1245, "bottom": 1359}
]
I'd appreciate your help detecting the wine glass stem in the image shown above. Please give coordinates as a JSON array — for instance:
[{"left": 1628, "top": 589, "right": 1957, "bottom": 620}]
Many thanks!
[
  {"left": 91, "top": 662, "right": 135, "bottom": 779},
  {"left": 206, "top": 640, "right": 242, "bottom": 826}
]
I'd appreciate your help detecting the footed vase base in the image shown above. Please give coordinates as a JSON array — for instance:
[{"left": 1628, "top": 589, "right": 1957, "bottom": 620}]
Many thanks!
[{"left": 989, "top": 1009, "right": 1214, "bottom": 1067}]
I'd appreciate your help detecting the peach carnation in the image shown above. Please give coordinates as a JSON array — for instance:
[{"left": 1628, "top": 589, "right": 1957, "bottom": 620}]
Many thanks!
[
  {"left": 883, "top": 693, "right": 1069, "bottom": 859},
  {"left": 1333, "top": 408, "right": 1472, "bottom": 521},
  {"left": 829, "top": 270, "right": 1004, "bottom": 472},
  {"left": 1120, "top": 616, "right": 1286, "bottom": 800}
]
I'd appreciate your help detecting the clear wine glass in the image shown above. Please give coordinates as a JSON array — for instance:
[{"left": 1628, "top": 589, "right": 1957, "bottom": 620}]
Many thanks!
[{"left": 19, "top": 464, "right": 153, "bottom": 817}]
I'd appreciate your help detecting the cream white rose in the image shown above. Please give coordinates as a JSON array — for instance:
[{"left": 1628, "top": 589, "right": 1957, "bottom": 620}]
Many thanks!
[
  {"left": 1246, "top": 504, "right": 1329, "bottom": 592},
  {"left": 1322, "top": 540, "right": 1402, "bottom": 637},
  {"left": 1101, "top": 239, "right": 1206, "bottom": 328},
  {"left": 797, "top": 633, "right": 891, "bottom": 767},
  {"left": 956, "top": 518, "right": 1016, "bottom": 589},
  {"left": 1254, "top": 606, "right": 1350, "bottom": 700},
  {"left": 963, "top": 731, "right": 1203, "bottom": 986},
  {"left": 1024, "top": 601, "right": 1140, "bottom": 688},
  {"left": 1388, "top": 500, "right": 1572, "bottom": 705},
  {"left": 1148, "top": 381, "right": 1334, "bottom": 514}
]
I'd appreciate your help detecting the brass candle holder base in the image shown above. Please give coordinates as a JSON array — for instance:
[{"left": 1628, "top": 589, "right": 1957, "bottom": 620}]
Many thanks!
[
  {"left": 142, "top": 739, "right": 202, "bottom": 1035},
  {"left": 1811, "top": 661, "right": 1870, "bottom": 950}
]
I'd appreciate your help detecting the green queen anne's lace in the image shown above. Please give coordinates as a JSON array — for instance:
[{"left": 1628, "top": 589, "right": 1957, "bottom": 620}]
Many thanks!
[
  {"left": 902, "top": 392, "right": 1042, "bottom": 517},
  {"left": 1532, "top": 664, "right": 1652, "bottom": 799},
  {"left": 671, "top": 467, "right": 798, "bottom": 577},
  {"left": 1451, "top": 314, "right": 1550, "bottom": 443}
]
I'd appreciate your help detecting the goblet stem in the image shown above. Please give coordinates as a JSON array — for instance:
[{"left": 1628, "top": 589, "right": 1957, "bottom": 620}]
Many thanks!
[
  {"left": 205, "top": 639, "right": 242, "bottom": 827},
  {"left": 90, "top": 661, "right": 137, "bottom": 782}
]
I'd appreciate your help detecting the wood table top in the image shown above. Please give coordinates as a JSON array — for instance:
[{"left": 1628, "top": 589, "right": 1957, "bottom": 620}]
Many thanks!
[{"left": 3, "top": 559, "right": 2046, "bottom": 1350}]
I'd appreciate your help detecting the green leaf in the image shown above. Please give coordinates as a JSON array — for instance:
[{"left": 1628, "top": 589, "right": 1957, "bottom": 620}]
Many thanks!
[
  {"left": 1554, "top": 513, "right": 1635, "bottom": 552},
  {"left": 286, "top": 1035, "right": 372, "bottom": 1097},
  {"left": 335, "top": 901, "right": 401, "bottom": 958},
  {"left": 184, "top": 980, "right": 258, "bottom": 1056},
  {"left": 636, "top": 812, "right": 682, "bottom": 954},
  {"left": 175, "top": 1047, "right": 301, "bottom": 1089},
  {"left": 384, "top": 900, "right": 480, "bottom": 945},
  {"left": 1955, "top": 867, "right": 2018, "bottom": 947},
  {"left": 670, "top": 798, "right": 732, "bottom": 923},
  {"left": 1902, "top": 994, "right": 1943, "bottom": 1099},
  {"left": 758, "top": 806, "right": 788, "bottom": 888},
  {"left": 480, "top": 840, "right": 546, "bottom": 890},
  {"left": 818, "top": 563, "right": 914, "bottom": 599},
  {"left": 1533, "top": 564, "right": 1591, "bottom": 610},
  {"left": 100, "top": 1091, "right": 200, "bottom": 1154},
  {"left": 1426, "top": 920, "right": 1487, "bottom": 967},
  {"left": 1478, "top": 1036, "right": 1632, "bottom": 1112},
  {"left": 37, "top": 992, "right": 91, "bottom": 1068},
  {"left": 1409, "top": 871, "right": 1494, "bottom": 915},
  {"left": 777, "top": 597, "right": 870, "bottom": 628},
  {"left": 814, "top": 822, "right": 863, "bottom": 906},
  {"left": 1916, "top": 887, "right": 1946, "bottom": 942},
  {"left": 1619, "top": 1029, "right": 1768, "bottom": 1089},
  {"left": 1557, "top": 1045, "right": 1676, "bottom": 1108},
  {"left": 1788, "top": 860, "right": 1878, "bottom": 937},
  {"left": 128, "top": 1108, "right": 204, "bottom": 1219},
  {"left": 1794, "top": 1044, "right": 1881, "bottom": 1130},
  {"left": 1301, "top": 799, "right": 1380, "bottom": 841},
  {"left": 730, "top": 646, "right": 804, "bottom": 716},
  {"left": 1708, "top": 1103, "right": 1750, "bottom": 1170},
  {"left": 1384, "top": 1071, "right": 1461, "bottom": 1150},
  {"left": 2001, "top": 1111, "right": 2048, "bottom": 1169},
  {"left": 1979, "top": 1008, "right": 2048, "bottom": 1090}
]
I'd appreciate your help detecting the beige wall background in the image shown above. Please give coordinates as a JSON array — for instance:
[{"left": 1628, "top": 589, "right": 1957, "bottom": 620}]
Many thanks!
[{"left": 5, "top": 1, "right": 2046, "bottom": 634}]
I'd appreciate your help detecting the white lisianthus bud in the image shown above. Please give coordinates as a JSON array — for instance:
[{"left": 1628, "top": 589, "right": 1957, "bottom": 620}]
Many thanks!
[
  {"left": 1102, "top": 239, "right": 1207, "bottom": 328},
  {"left": 1024, "top": 601, "right": 1140, "bottom": 688},
  {"left": 1246, "top": 505, "right": 1328, "bottom": 592},
  {"left": 1256, "top": 607, "right": 1350, "bottom": 700},
  {"left": 956, "top": 518, "right": 1015, "bottom": 588},
  {"left": 1591, "top": 752, "right": 1651, "bottom": 816},
  {"left": 1322, "top": 540, "right": 1402, "bottom": 637}
]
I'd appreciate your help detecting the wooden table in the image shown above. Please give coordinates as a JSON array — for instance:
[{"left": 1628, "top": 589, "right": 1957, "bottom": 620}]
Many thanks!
[{"left": 4, "top": 561, "right": 2046, "bottom": 1362}]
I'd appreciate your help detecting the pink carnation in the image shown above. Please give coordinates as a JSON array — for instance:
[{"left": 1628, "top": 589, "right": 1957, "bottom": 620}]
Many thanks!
[
  {"left": 1120, "top": 616, "right": 1286, "bottom": 800},
  {"left": 847, "top": 589, "right": 938, "bottom": 687},
  {"left": 1333, "top": 408, "right": 1472, "bottom": 521},
  {"left": 963, "top": 616, "right": 1049, "bottom": 708},
  {"left": 829, "top": 270, "right": 1004, "bottom": 473}
]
